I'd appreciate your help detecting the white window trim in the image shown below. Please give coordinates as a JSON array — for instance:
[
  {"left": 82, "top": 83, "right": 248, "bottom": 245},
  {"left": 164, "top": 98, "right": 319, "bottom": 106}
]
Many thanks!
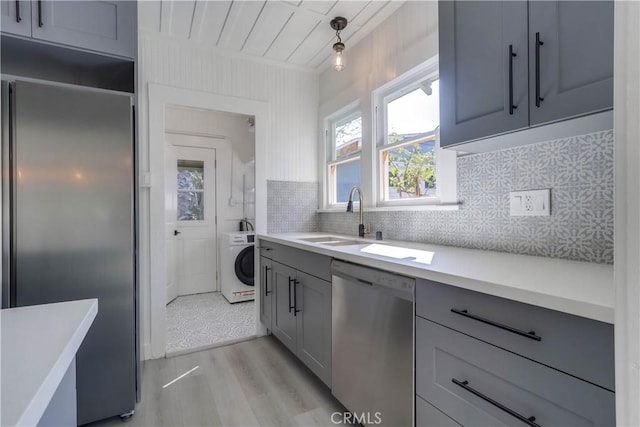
[
  {"left": 372, "top": 55, "right": 458, "bottom": 207},
  {"left": 323, "top": 100, "right": 362, "bottom": 209}
]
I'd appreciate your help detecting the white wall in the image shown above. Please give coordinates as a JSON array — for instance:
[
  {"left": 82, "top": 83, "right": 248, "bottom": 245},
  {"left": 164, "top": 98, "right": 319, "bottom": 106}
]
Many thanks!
[
  {"left": 137, "top": 31, "right": 319, "bottom": 358},
  {"left": 317, "top": 1, "right": 439, "bottom": 205}
]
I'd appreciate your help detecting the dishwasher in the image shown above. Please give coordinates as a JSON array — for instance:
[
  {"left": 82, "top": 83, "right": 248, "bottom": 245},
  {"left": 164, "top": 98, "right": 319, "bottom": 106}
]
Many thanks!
[{"left": 331, "top": 259, "right": 415, "bottom": 427}]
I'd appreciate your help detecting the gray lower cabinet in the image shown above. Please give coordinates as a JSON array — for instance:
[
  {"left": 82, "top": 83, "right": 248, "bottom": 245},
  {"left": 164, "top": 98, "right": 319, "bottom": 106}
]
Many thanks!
[
  {"left": 439, "top": 0, "right": 613, "bottom": 148},
  {"left": 416, "top": 318, "right": 615, "bottom": 427},
  {"left": 416, "top": 279, "right": 615, "bottom": 391},
  {"left": 294, "top": 271, "right": 331, "bottom": 386},
  {"left": 528, "top": 1, "right": 613, "bottom": 126},
  {"left": 271, "top": 260, "right": 332, "bottom": 387},
  {"left": 416, "top": 395, "right": 460, "bottom": 427},
  {"left": 272, "top": 261, "right": 298, "bottom": 354},
  {"left": 1, "top": 1, "right": 135, "bottom": 59},
  {"left": 259, "top": 256, "right": 273, "bottom": 331},
  {"left": 1, "top": 0, "right": 32, "bottom": 37},
  {"left": 258, "top": 241, "right": 334, "bottom": 388}
]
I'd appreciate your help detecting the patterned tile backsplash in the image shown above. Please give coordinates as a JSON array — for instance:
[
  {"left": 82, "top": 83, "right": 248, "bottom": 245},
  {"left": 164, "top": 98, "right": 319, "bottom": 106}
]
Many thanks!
[
  {"left": 269, "top": 130, "right": 614, "bottom": 264},
  {"left": 267, "top": 180, "right": 319, "bottom": 233}
]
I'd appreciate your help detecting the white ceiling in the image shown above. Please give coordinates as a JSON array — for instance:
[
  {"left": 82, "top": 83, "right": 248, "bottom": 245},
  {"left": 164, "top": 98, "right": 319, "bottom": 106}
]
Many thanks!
[{"left": 139, "top": 0, "right": 405, "bottom": 71}]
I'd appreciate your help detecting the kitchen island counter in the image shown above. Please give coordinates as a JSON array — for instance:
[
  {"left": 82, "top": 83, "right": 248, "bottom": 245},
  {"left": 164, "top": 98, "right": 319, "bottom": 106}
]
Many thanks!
[{"left": 1, "top": 299, "right": 98, "bottom": 426}]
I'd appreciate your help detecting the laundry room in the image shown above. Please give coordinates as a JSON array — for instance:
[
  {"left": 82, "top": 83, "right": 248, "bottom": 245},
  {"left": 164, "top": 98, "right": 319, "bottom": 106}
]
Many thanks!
[{"left": 162, "top": 105, "right": 256, "bottom": 356}]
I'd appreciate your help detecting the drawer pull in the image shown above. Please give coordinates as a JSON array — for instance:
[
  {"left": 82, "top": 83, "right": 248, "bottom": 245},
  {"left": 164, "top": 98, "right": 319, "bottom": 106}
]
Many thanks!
[
  {"left": 451, "top": 308, "right": 542, "bottom": 341},
  {"left": 452, "top": 379, "right": 541, "bottom": 427}
]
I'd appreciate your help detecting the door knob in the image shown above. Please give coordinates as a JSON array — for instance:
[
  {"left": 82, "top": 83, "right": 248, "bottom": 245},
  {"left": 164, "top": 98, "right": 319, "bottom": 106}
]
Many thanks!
[{"left": 174, "top": 230, "right": 181, "bottom": 236}]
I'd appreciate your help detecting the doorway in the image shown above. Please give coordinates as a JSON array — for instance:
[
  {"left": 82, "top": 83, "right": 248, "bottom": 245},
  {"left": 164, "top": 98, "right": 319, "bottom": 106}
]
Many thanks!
[
  {"left": 147, "top": 84, "right": 268, "bottom": 360},
  {"left": 163, "top": 105, "right": 257, "bottom": 356}
]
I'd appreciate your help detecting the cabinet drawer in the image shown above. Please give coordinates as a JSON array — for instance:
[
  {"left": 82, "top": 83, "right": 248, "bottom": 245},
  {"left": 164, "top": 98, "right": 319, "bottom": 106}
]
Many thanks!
[
  {"left": 416, "top": 395, "right": 460, "bottom": 427},
  {"left": 416, "top": 318, "right": 615, "bottom": 427},
  {"left": 258, "top": 240, "right": 275, "bottom": 259},
  {"left": 257, "top": 241, "right": 331, "bottom": 282},
  {"left": 416, "top": 279, "right": 614, "bottom": 390}
]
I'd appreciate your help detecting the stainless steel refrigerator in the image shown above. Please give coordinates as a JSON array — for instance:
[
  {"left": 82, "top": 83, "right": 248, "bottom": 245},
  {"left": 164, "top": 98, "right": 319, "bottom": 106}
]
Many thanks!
[{"left": 1, "top": 80, "right": 137, "bottom": 425}]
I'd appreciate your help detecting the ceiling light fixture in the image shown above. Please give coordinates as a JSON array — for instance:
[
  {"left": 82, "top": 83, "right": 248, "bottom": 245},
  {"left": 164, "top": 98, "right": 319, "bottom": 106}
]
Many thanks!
[{"left": 330, "top": 17, "right": 348, "bottom": 72}]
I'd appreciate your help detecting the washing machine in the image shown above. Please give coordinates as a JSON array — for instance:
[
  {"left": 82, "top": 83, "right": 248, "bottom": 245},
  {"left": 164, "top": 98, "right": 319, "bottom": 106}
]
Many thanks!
[{"left": 220, "top": 231, "right": 255, "bottom": 303}]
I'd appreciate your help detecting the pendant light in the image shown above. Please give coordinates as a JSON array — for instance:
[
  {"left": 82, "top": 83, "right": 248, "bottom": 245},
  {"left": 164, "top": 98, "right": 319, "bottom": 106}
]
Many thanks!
[{"left": 330, "top": 17, "right": 348, "bottom": 72}]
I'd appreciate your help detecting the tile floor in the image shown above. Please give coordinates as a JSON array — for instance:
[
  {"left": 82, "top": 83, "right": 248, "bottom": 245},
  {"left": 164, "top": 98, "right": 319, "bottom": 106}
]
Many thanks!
[{"left": 166, "top": 292, "right": 255, "bottom": 354}]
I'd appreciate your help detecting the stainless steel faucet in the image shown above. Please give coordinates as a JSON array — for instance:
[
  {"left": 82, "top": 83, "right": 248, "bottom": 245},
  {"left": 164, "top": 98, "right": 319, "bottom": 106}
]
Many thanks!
[{"left": 346, "top": 186, "right": 366, "bottom": 238}]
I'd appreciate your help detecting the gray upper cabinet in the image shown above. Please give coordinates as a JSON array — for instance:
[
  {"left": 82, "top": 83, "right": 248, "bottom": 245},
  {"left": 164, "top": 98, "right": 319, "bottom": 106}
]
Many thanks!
[
  {"left": 1, "top": 1, "right": 135, "bottom": 59},
  {"left": 1, "top": 1, "right": 32, "bottom": 37},
  {"left": 439, "top": 1, "right": 529, "bottom": 147},
  {"left": 529, "top": 1, "right": 614, "bottom": 126},
  {"left": 439, "top": 0, "right": 614, "bottom": 148},
  {"left": 32, "top": 1, "right": 135, "bottom": 58}
]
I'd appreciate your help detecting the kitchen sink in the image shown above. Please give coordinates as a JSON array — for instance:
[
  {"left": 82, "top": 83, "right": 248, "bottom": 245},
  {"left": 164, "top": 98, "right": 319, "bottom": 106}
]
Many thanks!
[
  {"left": 323, "top": 240, "right": 365, "bottom": 246},
  {"left": 299, "top": 236, "right": 366, "bottom": 246}
]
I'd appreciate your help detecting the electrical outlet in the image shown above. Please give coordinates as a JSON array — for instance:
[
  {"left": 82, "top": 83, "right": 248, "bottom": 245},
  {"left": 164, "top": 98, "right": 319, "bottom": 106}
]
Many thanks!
[{"left": 510, "top": 189, "right": 550, "bottom": 216}]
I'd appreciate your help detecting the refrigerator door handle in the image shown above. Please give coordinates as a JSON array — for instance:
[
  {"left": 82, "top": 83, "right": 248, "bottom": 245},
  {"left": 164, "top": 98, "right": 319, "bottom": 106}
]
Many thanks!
[{"left": 1, "top": 81, "right": 16, "bottom": 308}]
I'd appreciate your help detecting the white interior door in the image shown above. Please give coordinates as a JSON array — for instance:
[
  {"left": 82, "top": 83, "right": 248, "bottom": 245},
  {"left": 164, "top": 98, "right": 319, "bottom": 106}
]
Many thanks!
[
  {"left": 165, "top": 144, "right": 178, "bottom": 304},
  {"left": 174, "top": 146, "right": 217, "bottom": 296}
]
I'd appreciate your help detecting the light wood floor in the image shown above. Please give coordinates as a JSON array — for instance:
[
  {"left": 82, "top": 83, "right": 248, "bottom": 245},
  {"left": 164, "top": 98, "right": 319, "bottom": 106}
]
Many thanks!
[{"left": 88, "top": 336, "right": 348, "bottom": 427}]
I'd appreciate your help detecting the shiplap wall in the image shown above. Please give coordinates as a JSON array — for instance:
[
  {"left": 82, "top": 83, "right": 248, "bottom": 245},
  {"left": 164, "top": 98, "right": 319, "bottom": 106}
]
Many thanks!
[{"left": 138, "top": 32, "right": 319, "bottom": 182}]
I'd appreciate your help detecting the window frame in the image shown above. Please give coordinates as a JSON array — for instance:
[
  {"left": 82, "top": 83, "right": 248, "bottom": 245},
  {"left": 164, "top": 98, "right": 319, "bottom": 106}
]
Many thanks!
[
  {"left": 324, "top": 102, "right": 362, "bottom": 208},
  {"left": 373, "top": 56, "right": 457, "bottom": 207}
]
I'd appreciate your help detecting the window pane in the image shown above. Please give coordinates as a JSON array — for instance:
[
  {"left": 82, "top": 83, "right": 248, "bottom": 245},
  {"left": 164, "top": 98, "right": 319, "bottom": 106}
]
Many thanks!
[
  {"left": 387, "top": 79, "right": 439, "bottom": 144},
  {"left": 177, "top": 160, "right": 204, "bottom": 190},
  {"left": 332, "top": 159, "right": 361, "bottom": 203},
  {"left": 335, "top": 115, "right": 362, "bottom": 158},
  {"left": 385, "top": 140, "right": 436, "bottom": 199},
  {"left": 178, "top": 191, "right": 204, "bottom": 221}
]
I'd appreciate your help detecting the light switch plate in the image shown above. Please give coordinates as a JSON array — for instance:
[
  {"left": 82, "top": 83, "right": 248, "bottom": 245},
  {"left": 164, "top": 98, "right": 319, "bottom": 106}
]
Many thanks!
[{"left": 509, "top": 189, "right": 551, "bottom": 216}]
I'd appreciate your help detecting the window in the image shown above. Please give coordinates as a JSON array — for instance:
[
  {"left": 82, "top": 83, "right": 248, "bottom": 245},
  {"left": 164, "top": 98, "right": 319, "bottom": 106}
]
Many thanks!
[
  {"left": 374, "top": 59, "right": 456, "bottom": 206},
  {"left": 327, "top": 109, "right": 362, "bottom": 205},
  {"left": 177, "top": 160, "right": 205, "bottom": 221}
]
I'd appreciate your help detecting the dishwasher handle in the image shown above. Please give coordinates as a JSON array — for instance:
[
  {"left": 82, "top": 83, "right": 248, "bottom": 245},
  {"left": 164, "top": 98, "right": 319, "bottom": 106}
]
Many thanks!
[{"left": 331, "top": 259, "right": 414, "bottom": 300}]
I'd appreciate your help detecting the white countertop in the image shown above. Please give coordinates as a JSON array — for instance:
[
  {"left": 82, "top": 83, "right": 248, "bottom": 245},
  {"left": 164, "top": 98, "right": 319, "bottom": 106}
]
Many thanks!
[
  {"left": 1, "top": 299, "right": 98, "bottom": 427},
  {"left": 258, "top": 233, "right": 614, "bottom": 324}
]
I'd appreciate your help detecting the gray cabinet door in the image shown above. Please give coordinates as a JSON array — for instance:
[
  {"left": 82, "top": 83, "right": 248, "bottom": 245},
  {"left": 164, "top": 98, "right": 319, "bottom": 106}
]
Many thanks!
[
  {"left": 439, "top": 1, "right": 528, "bottom": 147},
  {"left": 295, "top": 271, "right": 332, "bottom": 387},
  {"left": 31, "top": 1, "right": 135, "bottom": 58},
  {"left": 1, "top": 0, "right": 31, "bottom": 37},
  {"left": 529, "top": 1, "right": 613, "bottom": 126},
  {"left": 259, "top": 256, "right": 273, "bottom": 331},
  {"left": 271, "top": 261, "right": 297, "bottom": 354}
]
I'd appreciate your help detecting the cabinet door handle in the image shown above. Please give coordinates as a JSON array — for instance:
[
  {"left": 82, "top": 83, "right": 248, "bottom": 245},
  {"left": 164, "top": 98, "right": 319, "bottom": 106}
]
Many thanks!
[
  {"left": 264, "top": 266, "right": 271, "bottom": 296},
  {"left": 535, "top": 32, "right": 544, "bottom": 107},
  {"left": 293, "top": 279, "right": 300, "bottom": 316},
  {"left": 37, "top": 0, "right": 43, "bottom": 27},
  {"left": 452, "top": 379, "right": 541, "bottom": 427},
  {"left": 288, "top": 277, "right": 295, "bottom": 313},
  {"left": 15, "top": 1, "right": 21, "bottom": 23},
  {"left": 509, "top": 44, "right": 517, "bottom": 115},
  {"left": 450, "top": 308, "right": 541, "bottom": 341}
]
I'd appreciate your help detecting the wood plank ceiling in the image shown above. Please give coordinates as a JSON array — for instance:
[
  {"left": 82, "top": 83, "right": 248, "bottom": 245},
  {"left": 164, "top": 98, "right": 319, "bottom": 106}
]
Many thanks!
[{"left": 139, "top": 1, "right": 405, "bottom": 71}]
